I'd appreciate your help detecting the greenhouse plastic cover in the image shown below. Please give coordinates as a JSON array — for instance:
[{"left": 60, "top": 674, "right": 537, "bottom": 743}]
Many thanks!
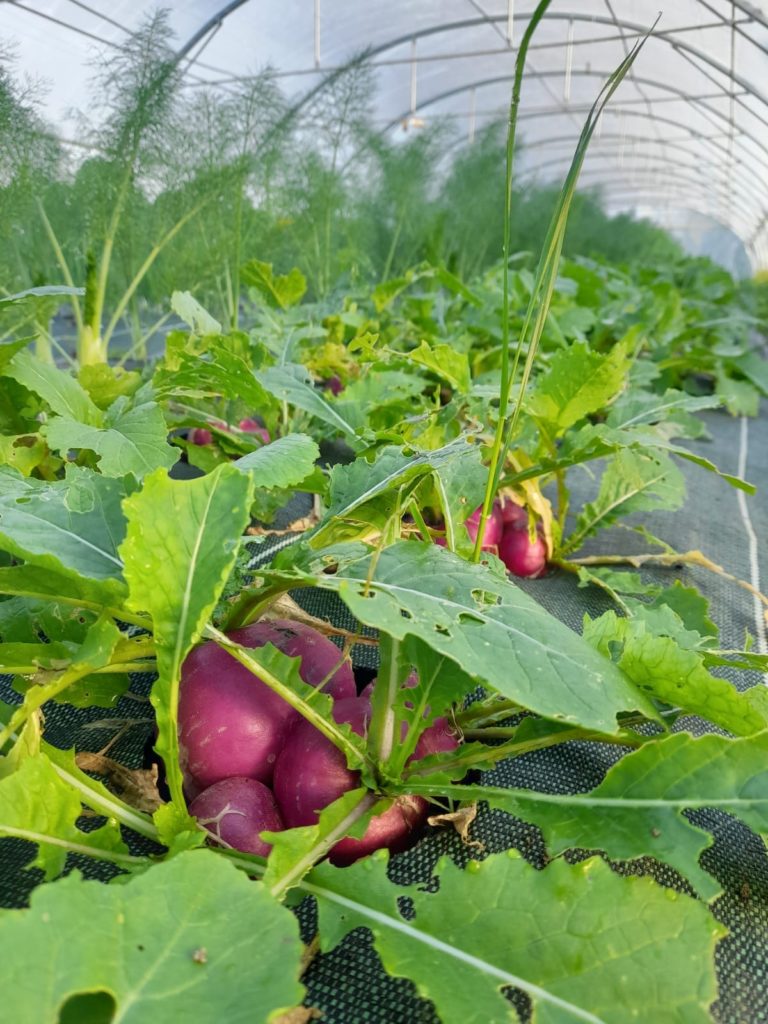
[{"left": 2, "top": 1, "right": 768, "bottom": 270}]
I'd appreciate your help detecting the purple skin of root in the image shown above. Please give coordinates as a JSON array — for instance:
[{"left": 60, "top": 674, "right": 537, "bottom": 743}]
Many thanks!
[
  {"left": 189, "top": 776, "right": 284, "bottom": 856},
  {"left": 178, "top": 621, "right": 355, "bottom": 789}
]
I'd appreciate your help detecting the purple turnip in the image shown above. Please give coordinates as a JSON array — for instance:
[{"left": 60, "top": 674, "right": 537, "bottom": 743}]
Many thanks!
[
  {"left": 179, "top": 620, "right": 355, "bottom": 789},
  {"left": 189, "top": 776, "right": 284, "bottom": 856},
  {"left": 499, "top": 524, "right": 548, "bottom": 578},
  {"left": 238, "top": 418, "right": 271, "bottom": 444}
]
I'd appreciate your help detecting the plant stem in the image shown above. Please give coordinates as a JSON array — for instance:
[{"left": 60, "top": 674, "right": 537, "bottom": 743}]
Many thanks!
[
  {"left": 102, "top": 200, "right": 210, "bottom": 350},
  {"left": 0, "top": 827, "right": 150, "bottom": 867},
  {"left": 35, "top": 198, "right": 84, "bottom": 334},
  {"left": 268, "top": 790, "right": 378, "bottom": 900},
  {"left": 473, "top": 0, "right": 552, "bottom": 562}
]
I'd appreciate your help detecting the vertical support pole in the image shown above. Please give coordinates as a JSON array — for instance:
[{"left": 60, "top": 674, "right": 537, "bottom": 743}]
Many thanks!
[
  {"left": 506, "top": 0, "right": 514, "bottom": 46},
  {"left": 563, "top": 19, "right": 574, "bottom": 102},
  {"left": 410, "top": 37, "right": 418, "bottom": 117},
  {"left": 314, "top": 0, "right": 321, "bottom": 68},
  {"left": 468, "top": 86, "right": 477, "bottom": 143}
]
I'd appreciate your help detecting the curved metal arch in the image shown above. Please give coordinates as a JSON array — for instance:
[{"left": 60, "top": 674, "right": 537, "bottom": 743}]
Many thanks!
[
  {"left": 551, "top": 166, "right": 758, "bottom": 228},
  {"left": 595, "top": 180, "right": 755, "bottom": 228},
  {"left": 519, "top": 146, "right": 766, "bottom": 222},
  {"left": 176, "top": 0, "right": 254, "bottom": 63},
  {"left": 383, "top": 70, "right": 768, "bottom": 179},
  {"left": 390, "top": 87, "right": 768, "bottom": 226},
  {"left": 353, "top": 9, "right": 768, "bottom": 114}
]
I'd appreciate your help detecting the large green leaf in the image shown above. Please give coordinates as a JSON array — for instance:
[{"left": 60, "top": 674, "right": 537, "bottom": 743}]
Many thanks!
[
  {"left": 0, "top": 850, "right": 305, "bottom": 1023},
  {"left": 310, "top": 851, "right": 720, "bottom": 1023},
  {"left": 274, "top": 541, "right": 654, "bottom": 735},
  {"left": 233, "top": 433, "right": 320, "bottom": 489},
  {"left": 45, "top": 400, "right": 179, "bottom": 479},
  {"left": 563, "top": 450, "right": 685, "bottom": 553},
  {"left": 256, "top": 364, "right": 359, "bottom": 443},
  {"left": 0, "top": 752, "right": 130, "bottom": 880},
  {"left": 527, "top": 339, "right": 632, "bottom": 435},
  {"left": 0, "top": 564, "right": 126, "bottom": 612},
  {"left": 3, "top": 349, "right": 102, "bottom": 424},
  {"left": 120, "top": 466, "right": 254, "bottom": 813},
  {"left": 584, "top": 611, "right": 768, "bottom": 736},
  {"left": 0, "top": 468, "right": 130, "bottom": 586},
  {"left": 428, "top": 730, "right": 768, "bottom": 901},
  {"left": 153, "top": 337, "right": 277, "bottom": 414},
  {"left": 314, "top": 439, "right": 482, "bottom": 546}
]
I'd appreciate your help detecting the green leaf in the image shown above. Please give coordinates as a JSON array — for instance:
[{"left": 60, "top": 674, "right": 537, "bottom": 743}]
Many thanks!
[
  {"left": 564, "top": 450, "right": 685, "bottom": 553},
  {"left": 233, "top": 433, "right": 320, "bottom": 490},
  {"left": 315, "top": 440, "right": 481, "bottom": 546},
  {"left": 439, "top": 730, "right": 768, "bottom": 901},
  {"left": 3, "top": 349, "right": 102, "bottom": 424},
  {"left": 120, "top": 466, "right": 254, "bottom": 812},
  {"left": 0, "top": 338, "right": 31, "bottom": 373},
  {"left": 277, "top": 541, "right": 654, "bottom": 735},
  {"left": 0, "top": 432, "right": 50, "bottom": 476},
  {"left": 406, "top": 341, "right": 471, "bottom": 393},
  {"left": 256, "top": 364, "right": 359, "bottom": 443},
  {"left": 45, "top": 400, "right": 179, "bottom": 479},
  {"left": 1, "top": 615, "right": 123, "bottom": 743},
  {"left": 310, "top": 850, "right": 721, "bottom": 1023},
  {"left": 429, "top": 444, "right": 488, "bottom": 552},
  {"left": 715, "top": 370, "right": 760, "bottom": 416},
  {"left": 527, "top": 339, "right": 632, "bottom": 435},
  {"left": 153, "top": 336, "right": 277, "bottom": 414},
  {"left": 0, "top": 752, "right": 130, "bottom": 880},
  {"left": 0, "top": 563, "right": 126, "bottom": 614},
  {"left": 606, "top": 388, "right": 720, "bottom": 437},
  {"left": 170, "top": 290, "right": 222, "bottom": 334},
  {"left": 78, "top": 363, "right": 142, "bottom": 410},
  {"left": 0, "top": 468, "right": 130, "bottom": 587},
  {"left": 242, "top": 260, "right": 307, "bottom": 309},
  {"left": 584, "top": 612, "right": 767, "bottom": 736},
  {"left": 0, "top": 850, "right": 305, "bottom": 1022},
  {"left": 730, "top": 349, "right": 768, "bottom": 396}
]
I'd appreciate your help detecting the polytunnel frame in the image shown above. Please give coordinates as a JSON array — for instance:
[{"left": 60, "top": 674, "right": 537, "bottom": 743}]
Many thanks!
[
  {"left": 12, "top": 0, "right": 765, "bottom": 263},
  {"left": 383, "top": 71, "right": 768, "bottom": 217},
  {"left": 205, "top": 3, "right": 762, "bottom": 266},
  {"left": 361, "top": 12, "right": 768, "bottom": 262}
]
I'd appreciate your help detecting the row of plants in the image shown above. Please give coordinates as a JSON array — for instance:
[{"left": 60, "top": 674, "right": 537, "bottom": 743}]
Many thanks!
[
  {"left": 2, "top": 8, "right": 768, "bottom": 1023},
  {"left": 1, "top": 8, "right": 736, "bottom": 369}
]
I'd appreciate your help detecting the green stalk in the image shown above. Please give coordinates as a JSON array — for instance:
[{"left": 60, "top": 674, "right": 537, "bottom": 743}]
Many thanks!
[
  {"left": 474, "top": 9, "right": 658, "bottom": 559},
  {"left": 472, "top": 0, "right": 551, "bottom": 561},
  {"left": 493, "top": 23, "right": 659, "bottom": 493},
  {"left": 102, "top": 199, "right": 210, "bottom": 350},
  {"left": 0, "top": 828, "right": 151, "bottom": 868},
  {"left": 35, "top": 198, "right": 84, "bottom": 334},
  {"left": 268, "top": 790, "right": 378, "bottom": 900}
]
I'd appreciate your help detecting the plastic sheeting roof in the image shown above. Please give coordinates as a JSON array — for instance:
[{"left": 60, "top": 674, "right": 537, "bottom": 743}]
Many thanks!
[{"left": 3, "top": 1, "right": 768, "bottom": 269}]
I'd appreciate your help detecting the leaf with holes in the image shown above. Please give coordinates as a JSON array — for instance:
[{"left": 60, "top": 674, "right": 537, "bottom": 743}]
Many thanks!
[
  {"left": 421, "top": 730, "right": 768, "bottom": 901},
  {"left": 0, "top": 468, "right": 131, "bottom": 589},
  {"left": 310, "top": 850, "right": 721, "bottom": 1024},
  {"left": 0, "top": 850, "right": 304, "bottom": 1023},
  {"left": 269, "top": 541, "right": 654, "bottom": 735}
]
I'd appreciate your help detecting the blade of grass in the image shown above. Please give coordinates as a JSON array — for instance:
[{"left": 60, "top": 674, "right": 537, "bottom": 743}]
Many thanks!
[
  {"left": 472, "top": 0, "right": 552, "bottom": 561},
  {"left": 473, "top": 12, "right": 660, "bottom": 560}
]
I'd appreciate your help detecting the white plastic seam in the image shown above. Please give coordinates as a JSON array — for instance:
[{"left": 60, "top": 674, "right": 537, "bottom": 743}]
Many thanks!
[{"left": 736, "top": 415, "right": 768, "bottom": 681}]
